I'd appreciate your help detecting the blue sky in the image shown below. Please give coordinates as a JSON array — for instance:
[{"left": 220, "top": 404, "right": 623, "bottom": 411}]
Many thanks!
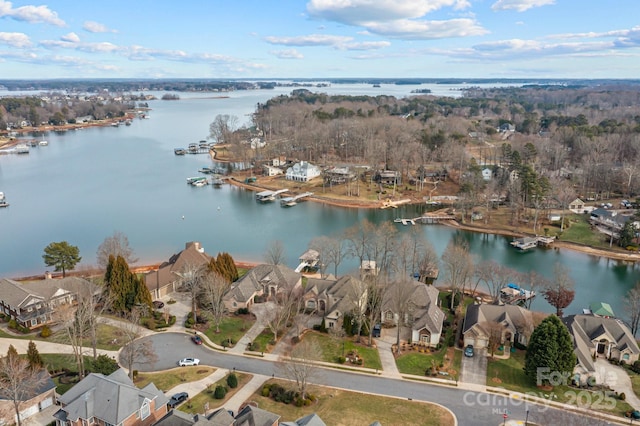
[{"left": 0, "top": 0, "right": 639, "bottom": 79}]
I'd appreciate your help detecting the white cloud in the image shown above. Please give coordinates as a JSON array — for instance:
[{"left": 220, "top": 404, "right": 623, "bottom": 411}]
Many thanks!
[
  {"left": 264, "top": 34, "right": 353, "bottom": 46},
  {"left": 491, "top": 0, "right": 555, "bottom": 12},
  {"left": 60, "top": 32, "right": 80, "bottom": 43},
  {"left": 0, "top": 31, "right": 30, "bottom": 48},
  {"left": 83, "top": 21, "right": 116, "bottom": 33},
  {"left": 0, "top": 0, "right": 65, "bottom": 26},
  {"left": 366, "top": 18, "right": 488, "bottom": 39},
  {"left": 340, "top": 41, "right": 391, "bottom": 50},
  {"left": 270, "top": 49, "right": 304, "bottom": 59},
  {"left": 307, "top": 0, "right": 470, "bottom": 24}
]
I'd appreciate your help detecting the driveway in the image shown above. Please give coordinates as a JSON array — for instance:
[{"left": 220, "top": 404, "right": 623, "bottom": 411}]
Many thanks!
[
  {"left": 460, "top": 346, "right": 487, "bottom": 386},
  {"left": 594, "top": 358, "right": 640, "bottom": 410}
]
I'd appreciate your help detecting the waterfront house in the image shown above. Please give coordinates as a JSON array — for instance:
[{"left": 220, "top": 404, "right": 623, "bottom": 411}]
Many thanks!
[
  {"left": 144, "top": 241, "right": 212, "bottom": 300},
  {"left": 54, "top": 368, "right": 167, "bottom": 426},
  {"left": 462, "top": 304, "right": 536, "bottom": 350},
  {"left": 0, "top": 276, "right": 97, "bottom": 329},
  {"left": 562, "top": 314, "right": 640, "bottom": 378},
  {"left": 374, "top": 170, "right": 402, "bottom": 186},
  {"left": 223, "top": 264, "right": 301, "bottom": 313},
  {"left": 263, "top": 164, "right": 283, "bottom": 177},
  {"left": 569, "top": 198, "right": 586, "bottom": 213},
  {"left": 303, "top": 275, "right": 367, "bottom": 329},
  {"left": 589, "top": 208, "right": 635, "bottom": 237},
  {"left": 153, "top": 408, "right": 234, "bottom": 425},
  {"left": 286, "top": 161, "right": 321, "bottom": 182},
  {"left": 0, "top": 370, "right": 55, "bottom": 426},
  {"left": 324, "top": 166, "right": 356, "bottom": 185},
  {"left": 381, "top": 281, "right": 444, "bottom": 347}
]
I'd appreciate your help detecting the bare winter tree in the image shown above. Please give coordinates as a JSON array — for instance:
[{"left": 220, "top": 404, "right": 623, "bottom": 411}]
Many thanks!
[
  {"left": 174, "top": 263, "right": 205, "bottom": 325},
  {"left": 55, "top": 300, "right": 92, "bottom": 378},
  {"left": 365, "top": 275, "right": 388, "bottom": 347},
  {"left": 624, "top": 281, "right": 640, "bottom": 336},
  {"left": 309, "top": 235, "right": 345, "bottom": 278},
  {"left": 388, "top": 278, "right": 416, "bottom": 347},
  {"left": 96, "top": 231, "right": 138, "bottom": 270},
  {"left": 264, "top": 240, "right": 285, "bottom": 265},
  {"left": 264, "top": 287, "right": 303, "bottom": 342},
  {"left": 120, "top": 309, "right": 158, "bottom": 380},
  {"left": 475, "top": 260, "right": 519, "bottom": 302},
  {"left": 484, "top": 320, "right": 505, "bottom": 358},
  {"left": 0, "top": 345, "right": 49, "bottom": 426},
  {"left": 347, "top": 276, "right": 368, "bottom": 343},
  {"left": 279, "top": 339, "right": 320, "bottom": 400},
  {"left": 201, "top": 271, "right": 232, "bottom": 334},
  {"left": 518, "top": 270, "right": 551, "bottom": 310},
  {"left": 441, "top": 239, "right": 474, "bottom": 310}
]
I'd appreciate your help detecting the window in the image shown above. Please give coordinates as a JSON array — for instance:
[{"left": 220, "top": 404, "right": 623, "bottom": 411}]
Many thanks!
[
  {"left": 27, "top": 306, "right": 33, "bottom": 312},
  {"left": 623, "top": 353, "right": 630, "bottom": 361},
  {"left": 140, "top": 401, "right": 150, "bottom": 420}
]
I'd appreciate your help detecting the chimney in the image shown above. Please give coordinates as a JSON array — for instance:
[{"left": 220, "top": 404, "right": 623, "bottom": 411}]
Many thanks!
[{"left": 45, "top": 271, "right": 52, "bottom": 280}]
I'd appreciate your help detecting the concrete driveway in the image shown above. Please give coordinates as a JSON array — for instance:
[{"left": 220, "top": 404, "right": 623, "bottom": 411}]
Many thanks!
[{"left": 460, "top": 346, "right": 487, "bottom": 386}]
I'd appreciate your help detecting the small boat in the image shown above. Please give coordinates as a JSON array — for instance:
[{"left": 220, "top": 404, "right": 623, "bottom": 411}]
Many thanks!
[
  {"left": 187, "top": 176, "right": 207, "bottom": 184},
  {"left": 174, "top": 148, "right": 186, "bottom": 155},
  {"left": 15, "top": 144, "right": 29, "bottom": 154},
  {"left": 39, "top": 137, "right": 48, "bottom": 146},
  {"left": 125, "top": 119, "right": 132, "bottom": 126},
  {"left": 199, "top": 167, "right": 214, "bottom": 174},
  {"left": 192, "top": 179, "right": 208, "bottom": 187},
  {"left": 0, "top": 192, "right": 8, "bottom": 208},
  {"left": 111, "top": 122, "right": 119, "bottom": 127},
  {"left": 188, "top": 143, "right": 198, "bottom": 153},
  {"left": 211, "top": 177, "right": 224, "bottom": 187}
]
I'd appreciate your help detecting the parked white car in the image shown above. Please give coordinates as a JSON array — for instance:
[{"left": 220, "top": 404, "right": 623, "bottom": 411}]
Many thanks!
[{"left": 178, "top": 357, "right": 200, "bottom": 366}]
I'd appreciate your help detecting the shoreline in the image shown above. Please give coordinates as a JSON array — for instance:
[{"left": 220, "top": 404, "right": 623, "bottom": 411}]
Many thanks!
[{"left": 226, "top": 176, "right": 640, "bottom": 263}]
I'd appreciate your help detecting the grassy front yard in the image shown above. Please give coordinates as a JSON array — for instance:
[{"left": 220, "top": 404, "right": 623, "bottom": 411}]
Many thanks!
[
  {"left": 486, "top": 350, "right": 634, "bottom": 417},
  {"left": 179, "top": 373, "right": 250, "bottom": 415},
  {"left": 134, "top": 366, "right": 215, "bottom": 392},
  {"left": 302, "top": 331, "right": 382, "bottom": 371},
  {"left": 203, "top": 315, "right": 255, "bottom": 348},
  {"left": 250, "top": 379, "right": 453, "bottom": 425}
]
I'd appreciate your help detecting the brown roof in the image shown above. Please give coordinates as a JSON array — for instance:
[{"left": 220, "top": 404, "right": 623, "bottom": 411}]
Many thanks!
[{"left": 144, "top": 242, "right": 212, "bottom": 292}]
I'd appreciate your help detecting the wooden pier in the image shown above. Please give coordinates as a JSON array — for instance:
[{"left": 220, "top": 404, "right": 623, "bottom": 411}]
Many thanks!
[
  {"left": 256, "top": 188, "right": 289, "bottom": 202},
  {"left": 280, "top": 192, "right": 313, "bottom": 207},
  {"left": 510, "top": 236, "right": 555, "bottom": 251},
  {"left": 393, "top": 215, "right": 456, "bottom": 225}
]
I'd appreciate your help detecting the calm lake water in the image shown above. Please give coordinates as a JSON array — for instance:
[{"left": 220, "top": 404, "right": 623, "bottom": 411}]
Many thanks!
[{"left": 0, "top": 83, "right": 638, "bottom": 317}]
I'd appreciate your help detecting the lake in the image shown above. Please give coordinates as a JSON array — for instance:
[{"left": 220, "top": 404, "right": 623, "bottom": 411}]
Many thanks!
[{"left": 0, "top": 82, "right": 638, "bottom": 317}]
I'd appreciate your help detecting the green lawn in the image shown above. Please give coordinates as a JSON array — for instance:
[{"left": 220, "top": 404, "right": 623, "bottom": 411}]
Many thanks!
[
  {"left": 203, "top": 315, "right": 255, "bottom": 348},
  {"left": 250, "top": 329, "right": 275, "bottom": 353},
  {"left": 179, "top": 373, "right": 250, "bottom": 415},
  {"left": 250, "top": 379, "right": 453, "bottom": 425},
  {"left": 486, "top": 350, "right": 634, "bottom": 417},
  {"left": 302, "top": 331, "right": 382, "bottom": 370},
  {"left": 135, "top": 367, "right": 215, "bottom": 392},
  {"left": 549, "top": 214, "right": 631, "bottom": 251}
]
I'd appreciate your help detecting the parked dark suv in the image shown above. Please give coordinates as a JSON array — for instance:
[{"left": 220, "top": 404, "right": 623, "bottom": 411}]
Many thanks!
[
  {"left": 168, "top": 392, "right": 188, "bottom": 409},
  {"left": 372, "top": 324, "right": 381, "bottom": 338}
]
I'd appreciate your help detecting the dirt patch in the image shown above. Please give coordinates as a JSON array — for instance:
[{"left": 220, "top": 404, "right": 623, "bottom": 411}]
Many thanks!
[{"left": 491, "top": 377, "right": 503, "bottom": 384}]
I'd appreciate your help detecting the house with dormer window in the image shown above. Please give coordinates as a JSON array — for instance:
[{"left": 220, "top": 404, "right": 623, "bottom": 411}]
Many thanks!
[
  {"left": 53, "top": 369, "right": 167, "bottom": 426},
  {"left": 0, "top": 277, "right": 97, "bottom": 329}
]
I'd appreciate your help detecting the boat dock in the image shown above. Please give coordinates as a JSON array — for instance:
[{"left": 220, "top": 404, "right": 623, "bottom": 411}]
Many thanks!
[
  {"left": 381, "top": 199, "right": 411, "bottom": 209},
  {"left": 392, "top": 215, "right": 456, "bottom": 225},
  {"left": 500, "top": 283, "right": 536, "bottom": 304},
  {"left": 510, "top": 236, "right": 555, "bottom": 251},
  {"left": 256, "top": 188, "right": 289, "bottom": 202},
  {"left": 280, "top": 192, "right": 313, "bottom": 207}
]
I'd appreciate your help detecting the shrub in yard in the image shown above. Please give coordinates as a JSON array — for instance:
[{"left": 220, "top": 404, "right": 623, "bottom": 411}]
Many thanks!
[
  {"left": 337, "top": 356, "right": 346, "bottom": 364},
  {"left": 620, "top": 392, "right": 626, "bottom": 401},
  {"left": 249, "top": 341, "right": 260, "bottom": 352},
  {"left": 8, "top": 319, "right": 17, "bottom": 330},
  {"left": 40, "top": 325, "right": 52, "bottom": 338},
  {"left": 261, "top": 385, "right": 271, "bottom": 397},
  {"left": 132, "top": 370, "right": 139, "bottom": 379},
  {"left": 90, "top": 354, "right": 119, "bottom": 375},
  {"left": 632, "top": 360, "right": 640, "bottom": 374},
  {"left": 227, "top": 373, "right": 238, "bottom": 388},
  {"left": 214, "top": 385, "right": 227, "bottom": 399},
  {"left": 236, "top": 307, "right": 250, "bottom": 315}
]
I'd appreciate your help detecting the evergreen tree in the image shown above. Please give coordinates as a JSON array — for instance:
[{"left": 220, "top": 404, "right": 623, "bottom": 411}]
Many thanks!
[
  {"left": 104, "top": 255, "right": 152, "bottom": 315},
  {"left": 524, "top": 315, "right": 576, "bottom": 386},
  {"left": 26, "top": 341, "right": 43, "bottom": 370},
  {"left": 42, "top": 241, "right": 82, "bottom": 277}
]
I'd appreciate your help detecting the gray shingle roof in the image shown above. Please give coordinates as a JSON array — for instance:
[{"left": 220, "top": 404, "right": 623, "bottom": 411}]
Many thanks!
[
  {"left": 145, "top": 242, "right": 213, "bottom": 292},
  {"left": 225, "top": 264, "right": 300, "bottom": 304},
  {"left": 57, "top": 368, "right": 165, "bottom": 424},
  {"left": 234, "top": 405, "right": 280, "bottom": 426}
]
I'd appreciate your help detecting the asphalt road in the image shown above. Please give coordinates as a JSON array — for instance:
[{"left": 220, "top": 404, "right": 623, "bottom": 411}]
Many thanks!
[{"left": 125, "top": 332, "right": 620, "bottom": 426}]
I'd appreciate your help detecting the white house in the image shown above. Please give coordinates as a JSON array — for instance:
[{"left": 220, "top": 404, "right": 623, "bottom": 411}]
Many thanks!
[
  {"left": 286, "top": 161, "right": 321, "bottom": 182},
  {"left": 263, "top": 165, "right": 283, "bottom": 177}
]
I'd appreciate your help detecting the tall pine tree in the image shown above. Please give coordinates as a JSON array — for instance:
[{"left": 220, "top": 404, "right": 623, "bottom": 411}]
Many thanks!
[
  {"left": 26, "top": 341, "right": 43, "bottom": 370},
  {"left": 104, "top": 255, "right": 152, "bottom": 315},
  {"left": 524, "top": 315, "right": 576, "bottom": 386}
]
